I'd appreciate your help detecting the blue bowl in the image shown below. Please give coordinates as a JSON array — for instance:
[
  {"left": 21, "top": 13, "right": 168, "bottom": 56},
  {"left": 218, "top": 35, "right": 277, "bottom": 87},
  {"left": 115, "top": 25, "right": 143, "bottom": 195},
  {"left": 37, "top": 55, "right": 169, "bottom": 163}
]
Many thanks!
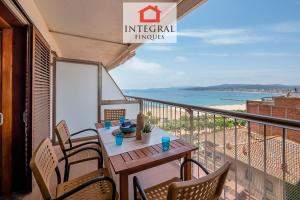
[{"left": 120, "top": 124, "right": 136, "bottom": 133}]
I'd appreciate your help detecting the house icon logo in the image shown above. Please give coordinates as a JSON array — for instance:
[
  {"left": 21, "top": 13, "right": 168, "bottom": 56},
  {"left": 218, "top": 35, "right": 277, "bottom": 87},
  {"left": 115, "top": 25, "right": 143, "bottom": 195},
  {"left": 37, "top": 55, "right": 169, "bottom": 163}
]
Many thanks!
[
  {"left": 138, "top": 5, "right": 161, "bottom": 23},
  {"left": 123, "top": 2, "right": 177, "bottom": 43}
]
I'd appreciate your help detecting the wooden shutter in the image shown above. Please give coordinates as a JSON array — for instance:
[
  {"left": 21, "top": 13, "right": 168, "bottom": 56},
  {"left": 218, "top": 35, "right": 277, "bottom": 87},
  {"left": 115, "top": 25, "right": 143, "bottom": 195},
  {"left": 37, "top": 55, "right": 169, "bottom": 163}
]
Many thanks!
[{"left": 31, "top": 27, "right": 50, "bottom": 150}]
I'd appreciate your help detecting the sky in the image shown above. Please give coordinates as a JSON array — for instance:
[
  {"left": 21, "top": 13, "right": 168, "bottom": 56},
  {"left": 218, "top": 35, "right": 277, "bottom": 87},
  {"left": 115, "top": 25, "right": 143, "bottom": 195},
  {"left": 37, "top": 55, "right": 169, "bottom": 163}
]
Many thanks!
[{"left": 111, "top": 0, "right": 300, "bottom": 89}]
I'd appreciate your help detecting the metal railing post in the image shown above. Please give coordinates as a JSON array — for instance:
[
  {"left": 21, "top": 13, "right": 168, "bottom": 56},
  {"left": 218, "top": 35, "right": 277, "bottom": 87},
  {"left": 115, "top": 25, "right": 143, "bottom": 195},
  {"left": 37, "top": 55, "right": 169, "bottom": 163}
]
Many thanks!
[
  {"left": 263, "top": 124, "right": 267, "bottom": 199},
  {"left": 187, "top": 108, "right": 193, "bottom": 144},
  {"left": 282, "top": 128, "right": 286, "bottom": 199}
]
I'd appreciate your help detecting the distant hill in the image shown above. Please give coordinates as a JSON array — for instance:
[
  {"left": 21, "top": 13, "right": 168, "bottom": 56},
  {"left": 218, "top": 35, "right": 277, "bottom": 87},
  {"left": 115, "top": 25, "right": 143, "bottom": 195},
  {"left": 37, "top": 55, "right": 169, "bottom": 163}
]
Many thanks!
[{"left": 181, "top": 84, "right": 300, "bottom": 93}]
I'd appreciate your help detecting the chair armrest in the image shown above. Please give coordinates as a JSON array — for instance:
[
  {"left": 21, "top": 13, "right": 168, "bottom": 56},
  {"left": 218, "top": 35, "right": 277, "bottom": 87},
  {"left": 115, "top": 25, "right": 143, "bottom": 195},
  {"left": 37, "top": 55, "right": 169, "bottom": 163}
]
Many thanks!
[
  {"left": 70, "top": 129, "right": 98, "bottom": 137},
  {"left": 133, "top": 176, "right": 148, "bottom": 200},
  {"left": 64, "top": 141, "right": 101, "bottom": 152},
  {"left": 54, "top": 176, "right": 116, "bottom": 200},
  {"left": 180, "top": 159, "right": 209, "bottom": 181},
  {"left": 58, "top": 147, "right": 103, "bottom": 165}
]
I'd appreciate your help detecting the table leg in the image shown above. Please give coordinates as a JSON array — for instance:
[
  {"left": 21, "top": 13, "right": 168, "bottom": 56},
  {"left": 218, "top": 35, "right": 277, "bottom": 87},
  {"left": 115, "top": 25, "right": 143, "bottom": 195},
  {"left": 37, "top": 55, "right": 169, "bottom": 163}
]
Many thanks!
[
  {"left": 120, "top": 173, "right": 129, "bottom": 200},
  {"left": 184, "top": 152, "right": 192, "bottom": 180}
]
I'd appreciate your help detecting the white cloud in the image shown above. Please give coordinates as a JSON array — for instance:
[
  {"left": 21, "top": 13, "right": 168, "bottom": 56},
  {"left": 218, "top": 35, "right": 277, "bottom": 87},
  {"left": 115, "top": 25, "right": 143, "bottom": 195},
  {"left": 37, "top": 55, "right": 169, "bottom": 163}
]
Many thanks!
[
  {"left": 121, "top": 57, "right": 162, "bottom": 74},
  {"left": 144, "top": 45, "right": 175, "bottom": 51},
  {"left": 264, "top": 21, "right": 300, "bottom": 33},
  {"left": 111, "top": 57, "right": 186, "bottom": 89},
  {"left": 177, "top": 21, "right": 300, "bottom": 45},
  {"left": 111, "top": 55, "right": 300, "bottom": 89},
  {"left": 168, "top": 71, "right": 185, "bottom": 80},
  {"left": 195, "top": 53, "right": 231, "bottom": 57},
  {"left": 205, "top": 35, "right": 267, "bottom": 45},
  {"left": 177, "top": 28, "right": 247, "bottom": 38},
  {"left": 178, "top": 28, "right": 268, "bottom": 45},
  {"left": 242, "top": 52, "right": 298, "bottom": 57},
  {"left": 175, "top": 56, "right": 187, "bottom": 62},
  {"left": 190, "top": 52, "right": 299, "bottom": 57}
]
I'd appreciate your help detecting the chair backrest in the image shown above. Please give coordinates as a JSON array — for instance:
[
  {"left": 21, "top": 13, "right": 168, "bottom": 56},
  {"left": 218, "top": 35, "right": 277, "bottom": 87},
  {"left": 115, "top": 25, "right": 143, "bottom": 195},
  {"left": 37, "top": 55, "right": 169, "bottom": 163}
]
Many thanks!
[
  {"left": 168, "top": 162, "right": 231, "bottom": 200},
  {"left": 55, "top": 120, "right": 71, "bottom": 150},
  {"left": 104, "top": 109, "right": 126, "bottom": 121},
  {"left": 30, "top": 138, "right": 59, "bottom": 200}
]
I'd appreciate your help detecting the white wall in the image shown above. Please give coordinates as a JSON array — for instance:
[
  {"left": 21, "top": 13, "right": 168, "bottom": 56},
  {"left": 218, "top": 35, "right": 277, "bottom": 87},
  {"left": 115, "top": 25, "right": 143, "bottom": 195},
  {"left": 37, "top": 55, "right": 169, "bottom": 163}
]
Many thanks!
[
  {"left": 101, "top": 67, "right": 140, "bottom": 120},
  {"left": 102, "top": 68, "right": 125, "bottom": 100},
  {"left": 56, "top": 60, "right": 140, "bottom": 136},
  {"left": 56, "top": 61, "right": 98, "bottom": 137}
]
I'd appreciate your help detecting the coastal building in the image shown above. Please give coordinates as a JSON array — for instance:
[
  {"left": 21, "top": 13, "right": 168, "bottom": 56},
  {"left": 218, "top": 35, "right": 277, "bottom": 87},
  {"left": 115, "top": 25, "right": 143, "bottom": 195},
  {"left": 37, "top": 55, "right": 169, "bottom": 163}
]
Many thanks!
[
  {"left": 201, "top": 129, "right": 300, "bottom": 200},
  {"left": 247, "top": 92, "right": 300, "bottom": 143}
]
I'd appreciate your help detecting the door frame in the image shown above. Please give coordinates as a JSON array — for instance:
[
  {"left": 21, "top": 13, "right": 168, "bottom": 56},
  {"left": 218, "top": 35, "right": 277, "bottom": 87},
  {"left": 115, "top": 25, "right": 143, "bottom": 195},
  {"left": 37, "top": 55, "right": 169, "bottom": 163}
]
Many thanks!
[
  {"left": 0, "top": 1, "right": 30, "bottom": 195},
  {"left": 0, "top": 20, "right": 13, "bottom": 197}
]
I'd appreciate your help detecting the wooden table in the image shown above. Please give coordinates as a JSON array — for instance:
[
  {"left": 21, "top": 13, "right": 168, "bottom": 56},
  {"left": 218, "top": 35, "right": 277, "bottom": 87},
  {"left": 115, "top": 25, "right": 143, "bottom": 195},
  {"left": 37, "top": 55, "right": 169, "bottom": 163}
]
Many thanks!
[{"left": 98, "top": 127, "right": 197, "bottom": 200}]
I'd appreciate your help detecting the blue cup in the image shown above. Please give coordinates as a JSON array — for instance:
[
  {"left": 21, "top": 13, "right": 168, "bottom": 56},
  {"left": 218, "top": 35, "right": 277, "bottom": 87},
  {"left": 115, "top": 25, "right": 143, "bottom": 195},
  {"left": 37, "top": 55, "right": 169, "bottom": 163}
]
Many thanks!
[
  {"left": 162, "top": 136, "right": 170, "bottom": 152},
  {"left": 119, "top": 115, "right": 125, "bottom": 125},
  {"left": 105, "top": 120, "right": 111, "bottom": 129},
  {"left": 115, "top": 132, "right": 124, "bottom": 146}
]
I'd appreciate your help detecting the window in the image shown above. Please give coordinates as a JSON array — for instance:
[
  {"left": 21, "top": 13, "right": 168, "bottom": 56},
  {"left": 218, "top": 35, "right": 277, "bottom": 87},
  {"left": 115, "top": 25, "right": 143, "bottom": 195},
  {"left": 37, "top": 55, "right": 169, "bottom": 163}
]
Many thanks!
[
  {"left": 245, "top": 169, "right": 252, "bottom": 181},
  {"left": 31, "top": 27, "right": 51, "bottom": 148},
  {"left": 265, "top": 180, "right": 273, "bottom": 193}
]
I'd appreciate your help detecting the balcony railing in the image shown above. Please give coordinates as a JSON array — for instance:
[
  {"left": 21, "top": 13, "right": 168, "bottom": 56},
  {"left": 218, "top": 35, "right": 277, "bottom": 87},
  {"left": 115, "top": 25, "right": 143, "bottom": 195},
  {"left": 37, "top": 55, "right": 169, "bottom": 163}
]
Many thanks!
[{"left": 126, "top": 95, "right": 300, "bottom": 200}]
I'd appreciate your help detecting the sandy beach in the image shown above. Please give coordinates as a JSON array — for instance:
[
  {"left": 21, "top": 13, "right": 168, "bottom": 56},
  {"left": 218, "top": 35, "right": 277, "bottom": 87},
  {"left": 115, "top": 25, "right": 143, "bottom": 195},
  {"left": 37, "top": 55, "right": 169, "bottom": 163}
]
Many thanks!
[
  {"left": 144, "top": 104, "right": 247, "bottom": 121},
  {"left": 209, "top": 104, "right": 246, "bottom": 111}
]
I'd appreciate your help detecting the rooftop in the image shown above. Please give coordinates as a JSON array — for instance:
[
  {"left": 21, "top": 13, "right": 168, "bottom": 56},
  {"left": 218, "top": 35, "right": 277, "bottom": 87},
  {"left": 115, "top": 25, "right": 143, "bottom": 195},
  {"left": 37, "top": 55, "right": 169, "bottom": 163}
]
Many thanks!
[{"left": 204, "top": 128, "right": 300, "bottom": 185}]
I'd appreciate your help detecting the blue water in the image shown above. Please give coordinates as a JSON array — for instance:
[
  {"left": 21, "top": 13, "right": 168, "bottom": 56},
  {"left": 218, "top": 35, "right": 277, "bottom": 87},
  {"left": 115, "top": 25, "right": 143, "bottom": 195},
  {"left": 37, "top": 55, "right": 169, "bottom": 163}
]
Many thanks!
[{"left": 124, "top": 88, "right": 278, "bottom": 107}]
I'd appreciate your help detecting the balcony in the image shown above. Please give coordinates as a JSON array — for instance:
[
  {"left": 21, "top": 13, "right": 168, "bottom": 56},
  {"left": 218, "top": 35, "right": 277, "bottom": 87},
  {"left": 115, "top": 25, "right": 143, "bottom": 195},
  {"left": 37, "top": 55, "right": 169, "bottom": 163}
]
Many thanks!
[
  {"left": 22, "top": 95, "right": 300, "bottom": 200},
  {"left": 1, "top": 0, "right": 300, "bottom": 200},
  {"left": 123, "top": 95, "right": 300, "bottom": 200}
]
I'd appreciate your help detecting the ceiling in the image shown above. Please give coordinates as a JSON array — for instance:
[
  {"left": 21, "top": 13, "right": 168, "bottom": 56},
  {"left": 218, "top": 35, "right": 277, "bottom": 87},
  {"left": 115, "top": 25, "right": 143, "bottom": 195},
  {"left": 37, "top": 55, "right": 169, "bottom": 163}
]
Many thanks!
[{"left": 33, "top": 0, "right": 207, "bottom": 69}]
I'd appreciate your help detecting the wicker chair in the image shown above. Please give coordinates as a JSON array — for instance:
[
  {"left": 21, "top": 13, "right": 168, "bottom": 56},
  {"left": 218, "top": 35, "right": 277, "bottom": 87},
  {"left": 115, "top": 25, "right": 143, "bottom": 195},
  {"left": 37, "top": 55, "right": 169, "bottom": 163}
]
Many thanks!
[
  {"left": 55, "top": 120, "right": 103, "bottom": 181},
  {"left": 30, "top": 138, "right": 117, "bottom": 200},
  {"left": 133, "top": 159, "right": 231, "bottom": 200},
  {"left": 95, "top": 121, "right": 121, "bottom": 129},
  {"left": 104, "top": 109, "right": 126, "bottom": 121}
]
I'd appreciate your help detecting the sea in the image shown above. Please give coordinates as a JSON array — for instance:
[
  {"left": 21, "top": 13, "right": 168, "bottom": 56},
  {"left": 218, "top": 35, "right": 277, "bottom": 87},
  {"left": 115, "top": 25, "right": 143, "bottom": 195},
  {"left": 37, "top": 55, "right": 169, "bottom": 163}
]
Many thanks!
[{"left": 124, "top": 88, "right": 280, "bottom": 107}]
